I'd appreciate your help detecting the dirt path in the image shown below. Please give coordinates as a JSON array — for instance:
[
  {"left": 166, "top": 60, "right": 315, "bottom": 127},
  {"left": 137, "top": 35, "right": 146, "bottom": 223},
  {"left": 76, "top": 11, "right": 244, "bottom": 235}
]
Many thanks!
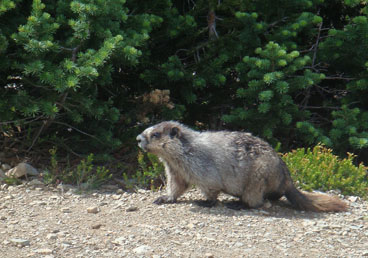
[{"left": 0, "top": 182, "right": 367, "bottom": 258}]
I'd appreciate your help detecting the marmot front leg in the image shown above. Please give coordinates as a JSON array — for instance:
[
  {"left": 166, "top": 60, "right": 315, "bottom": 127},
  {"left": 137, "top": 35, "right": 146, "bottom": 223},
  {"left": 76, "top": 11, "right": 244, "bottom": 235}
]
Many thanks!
[{"left": 154, "top": 172, "right": 189, "bottom": 205}]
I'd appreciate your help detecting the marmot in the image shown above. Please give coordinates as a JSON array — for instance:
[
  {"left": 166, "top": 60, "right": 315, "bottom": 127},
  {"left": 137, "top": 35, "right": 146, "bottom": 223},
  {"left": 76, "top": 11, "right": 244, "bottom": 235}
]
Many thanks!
[{"left": 136, "top": 121, "right": 348, "bottom": 212}]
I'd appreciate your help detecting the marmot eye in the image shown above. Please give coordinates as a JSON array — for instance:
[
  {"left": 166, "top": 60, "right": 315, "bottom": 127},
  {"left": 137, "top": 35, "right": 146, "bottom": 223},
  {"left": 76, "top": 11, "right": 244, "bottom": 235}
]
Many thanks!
[{"left": 151, "top": 132, "right": 161, "bottom": 139}]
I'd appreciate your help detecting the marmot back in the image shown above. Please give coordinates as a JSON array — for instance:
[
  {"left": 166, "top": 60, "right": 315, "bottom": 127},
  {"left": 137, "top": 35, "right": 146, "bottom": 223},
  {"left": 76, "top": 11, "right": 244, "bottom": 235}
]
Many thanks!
[{"left": 137, "top": 121, "right": 348, "bottom": 212}]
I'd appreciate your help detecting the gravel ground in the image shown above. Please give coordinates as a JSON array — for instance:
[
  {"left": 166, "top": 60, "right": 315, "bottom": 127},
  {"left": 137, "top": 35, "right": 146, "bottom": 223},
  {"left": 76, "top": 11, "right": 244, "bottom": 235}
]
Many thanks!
[{"left": 0, "top": 182, "right": 367, "bottom": 258}]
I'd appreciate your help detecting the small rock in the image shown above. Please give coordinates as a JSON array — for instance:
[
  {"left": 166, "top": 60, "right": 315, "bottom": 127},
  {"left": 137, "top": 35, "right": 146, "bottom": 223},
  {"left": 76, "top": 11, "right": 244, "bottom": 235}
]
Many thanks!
[
  {"left": 348, "top": 196, "right": 359, "bottom": 202},
  {"left": 329, "top": 224, "right": 342, "bottom": 229},
  {"left": 46, "top": 233, "right": 58, "bottom": 240},
  {"left": 28, "top": 179, "right": 44, "bottom": 186},
  {"left": 0, "top": 169, "right": 5, "bottom": 178},
  {"left": 112, "top": 194, "right": 121, "bottom": 200},
  {"left": 6, "top": 163, "right": 39, "bottom": 178},
  {"left": 35, "top": 248, "right": 53, "bottom": 255},
  {"left": 205, "top": 253, "right": 215, "bottom": 258},
  {"left": 126, "top": 206, "right": 138, "bottom": 212},
  {"left": 31, "top": 201, "right": 47, "bottom": 206},
  {"left": 302, "top": 220, "right": 316, "bottom": 227},
  {"left": 116, "top": 189, "right": 124, "bottom": 194},
  {"left": 137, "top": 189, "right": 149, "bottom": 194},
  {"left": 1, "top": 163, "right": 11, "bottom": 171},
  {"left": 61, "top": 208, "right": 71, "bottom": 213},
  {"left": 91, "top": 224, "right": 102, "bottom": 229},
  {"left": 87, "top": 207, "right": 99, "bottom": 214},
  {"left": 258, "top": 210, "right": 270, "bottom": 215},
  {"left": 3, "top": 195, "right": 14, "bottom": 201},
  {"left": 112, "top": 237, "right": 126, "bottom": 245},
  {"left": 10, "top": 238, "right": 30, "bottom": 247},
  {"left": 133, "top": 245, "right": 153, "bottom": 255},
  {"left": 350, "top": 225, "right": 363, "bottom": 230},
  {"left": 187, "top": 223, "right": 195, "bottom": 229},
  {"left": 234, "top": 242, "right": 244, "bottom": 247}
]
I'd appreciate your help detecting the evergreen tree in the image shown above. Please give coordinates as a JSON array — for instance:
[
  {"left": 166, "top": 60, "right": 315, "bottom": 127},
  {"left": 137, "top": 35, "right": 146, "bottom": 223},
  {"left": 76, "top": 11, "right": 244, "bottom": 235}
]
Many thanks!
[
  {"left": 1, "top": 0, "right": 368, "bottom": 162},
  {"left": 132, "top": 0, "right": 368, "bottom": 159},
  {"left": 0, "top": 0, "right": 161, "bottom": 157}
]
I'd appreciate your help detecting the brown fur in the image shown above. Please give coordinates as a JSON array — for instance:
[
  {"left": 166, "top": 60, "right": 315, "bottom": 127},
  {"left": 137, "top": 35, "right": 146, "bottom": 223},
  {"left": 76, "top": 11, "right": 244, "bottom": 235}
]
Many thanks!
[{"left": 137, "top": 121, "right": 348, "bottom": 212}]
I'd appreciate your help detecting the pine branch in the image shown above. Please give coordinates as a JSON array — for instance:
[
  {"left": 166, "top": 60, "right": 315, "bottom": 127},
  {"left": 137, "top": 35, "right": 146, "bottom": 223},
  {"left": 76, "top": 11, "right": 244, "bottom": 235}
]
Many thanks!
[
  {"left": 0, "top": 115, "right": 44, "bottom": 125},
  {"left": 52, "top": 121, "right": 106, "bottom": 145},
  {"left": 312, "top": 21, "right": 323, "bottom": 68}
]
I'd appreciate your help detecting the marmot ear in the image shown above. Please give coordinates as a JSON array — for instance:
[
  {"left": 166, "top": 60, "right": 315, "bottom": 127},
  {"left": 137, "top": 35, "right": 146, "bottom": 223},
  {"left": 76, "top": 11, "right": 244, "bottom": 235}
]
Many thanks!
[{"left": 170, "top": 127, "right": 180, "bottom": 138}]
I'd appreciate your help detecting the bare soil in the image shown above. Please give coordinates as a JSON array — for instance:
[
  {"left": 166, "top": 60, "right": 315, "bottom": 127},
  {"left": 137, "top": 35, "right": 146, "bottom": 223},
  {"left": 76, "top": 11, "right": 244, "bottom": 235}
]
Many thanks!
[{"left": 0, "top": 183, "right": 367, "bottom": 258}]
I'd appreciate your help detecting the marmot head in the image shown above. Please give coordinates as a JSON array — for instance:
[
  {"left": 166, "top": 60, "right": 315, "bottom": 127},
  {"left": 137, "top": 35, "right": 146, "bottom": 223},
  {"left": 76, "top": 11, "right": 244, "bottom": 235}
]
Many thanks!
[{"left": 136, "top": 121, "right": 185, "bottom": 155}]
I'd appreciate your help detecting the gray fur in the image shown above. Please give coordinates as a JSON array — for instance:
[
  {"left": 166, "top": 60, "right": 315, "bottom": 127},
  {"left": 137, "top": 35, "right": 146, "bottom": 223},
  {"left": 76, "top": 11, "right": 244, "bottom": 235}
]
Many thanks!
[{"left": 137, "top": 121, "right": 347, "bottom": 212}]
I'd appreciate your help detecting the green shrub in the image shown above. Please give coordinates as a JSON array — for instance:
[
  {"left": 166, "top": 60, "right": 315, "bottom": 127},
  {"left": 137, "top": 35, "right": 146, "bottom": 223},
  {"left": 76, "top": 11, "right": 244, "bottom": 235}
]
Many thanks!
[
  {"left": 1, "top": 176, "right": 22, "bottom": 186},
  {"left": 43, "top": 149, "right": 111, "bottom": 190},
  {"left": 282, "top": 144, "right": 368, "bottom": 198},
  {"left": 122, "top": 151, "right": 164, "bottom": 191}
]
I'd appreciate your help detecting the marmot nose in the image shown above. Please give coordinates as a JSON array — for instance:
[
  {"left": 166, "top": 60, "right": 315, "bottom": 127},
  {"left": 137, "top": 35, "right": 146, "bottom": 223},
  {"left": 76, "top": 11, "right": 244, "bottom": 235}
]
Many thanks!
[{"left": 136, "top": 134, "right": 143, "bottom": 143}]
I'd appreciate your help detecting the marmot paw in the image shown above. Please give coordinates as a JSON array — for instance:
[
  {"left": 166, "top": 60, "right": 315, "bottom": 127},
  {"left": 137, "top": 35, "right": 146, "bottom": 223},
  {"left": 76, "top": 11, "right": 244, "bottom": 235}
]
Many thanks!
[{"left": 153, "top": 195, "right": 176, "bottom": 205}]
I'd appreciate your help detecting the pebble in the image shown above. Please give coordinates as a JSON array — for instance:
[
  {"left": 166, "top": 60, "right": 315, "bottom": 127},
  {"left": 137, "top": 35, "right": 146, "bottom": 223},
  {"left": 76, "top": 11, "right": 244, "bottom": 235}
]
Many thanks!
[
  {"left": 112, "top": 237, "right": 126, "bottom": 245},
  {"left": 133, "top": 245, "right": 153, "bottom": 254},
  {"left": 10, "top": 238, "right": 30, "bottom": 247},
  {"left": 112, "top": 194, "right": 121, "bottom": 200},
  {"left": 61, "top": 208, "right": 71, "bottom": 213},
  {"left": 126, "top": 206, "right": 138, "bottom": 212},
  {"left": 35, "top": 248, "right": 53, "bottom": 255},
  {"left": 348, "top": 196, "right": 359, "bottom": 202},
  {"left": 87, "top": 207, "right": 99, "bottom": 214},
  {"left": 92, "top": 224, "right": 102, "bottom": 229},
  {"left": 46, "top": 233, "right": 58, "bottom": 240},
  {"left": 27, "top": 179, "right": 44, "bottom": 186},
  {"left": 116, "top": 189, "right": 124, "bottom": 194}
]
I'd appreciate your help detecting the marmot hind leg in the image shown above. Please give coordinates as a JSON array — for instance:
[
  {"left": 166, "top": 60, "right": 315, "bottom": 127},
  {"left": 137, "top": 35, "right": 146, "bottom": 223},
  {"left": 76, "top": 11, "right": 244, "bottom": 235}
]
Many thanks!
[
  {"left": 265, "top": 192, "right": 283, "bottom": 201},
  {"left": 194, "top": 188, "right": 220, "bottom": 207},
  {"left": 241, "top": 186, "right": 266, "bottom": 208}
]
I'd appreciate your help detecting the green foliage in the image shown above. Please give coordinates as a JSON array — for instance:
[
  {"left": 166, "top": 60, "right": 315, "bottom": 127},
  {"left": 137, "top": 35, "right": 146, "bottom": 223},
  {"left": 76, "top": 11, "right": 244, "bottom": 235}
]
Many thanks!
[
  {"left": 122, "top": 151, "right": 164, "bottom": 191},
  {"left": 132, "top": 0, "right": 368, "bottom": 158},
  {"left": 1, "top": 176, "right": 22, "bottom": 186},
  {"left": 2, "top": 0, "right": 368, "bottom": 175},
  {"left": 43, "top": 148, "right": 112, "bottom": 190},
  {"left": 223, "top": 41, "right": 320, "bottom": 141},
  {"left": 0, "top": 0, "right": 162, "bottom": 156},
  {"left": 282, "top": 144, "right": 368, "bottom": 198}
]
